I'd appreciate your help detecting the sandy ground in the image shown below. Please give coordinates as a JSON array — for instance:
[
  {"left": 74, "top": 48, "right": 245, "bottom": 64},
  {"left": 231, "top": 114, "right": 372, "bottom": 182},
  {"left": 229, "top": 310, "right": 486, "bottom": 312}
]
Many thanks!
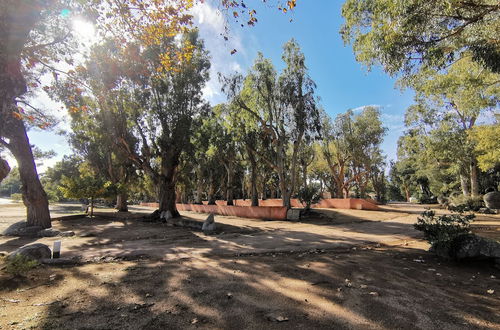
[{"left": 0, "top": 202, "right": 499, "bottom": 329}]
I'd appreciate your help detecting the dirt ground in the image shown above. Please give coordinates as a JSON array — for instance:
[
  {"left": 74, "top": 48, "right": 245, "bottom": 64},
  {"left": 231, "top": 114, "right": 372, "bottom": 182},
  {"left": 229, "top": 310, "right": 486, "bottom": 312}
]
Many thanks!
[{"left": 0, "top": 202, "right": 499, "bottom": 329}]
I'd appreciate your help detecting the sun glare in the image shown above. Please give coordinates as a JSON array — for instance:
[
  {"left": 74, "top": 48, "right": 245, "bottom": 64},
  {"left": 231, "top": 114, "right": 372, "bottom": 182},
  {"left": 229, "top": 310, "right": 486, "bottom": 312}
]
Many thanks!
[{"left": 72, "top": 18, "right": 97, "bottom": 44}]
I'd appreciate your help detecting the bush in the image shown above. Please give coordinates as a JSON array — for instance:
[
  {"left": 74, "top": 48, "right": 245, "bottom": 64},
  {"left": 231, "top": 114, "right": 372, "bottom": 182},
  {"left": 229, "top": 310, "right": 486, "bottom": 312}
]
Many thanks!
[
  {"left": 448, "top": 195, "right": 484, "bottom": 212},
  {"left": 297, "top": 185, "right": 322, "bottom": 211},
  {"left": 414, "top": 210, "right": 474, "bottom": 249},
  {"left": 4, "top": 255, "right": 39, "bottom": 276},
  {"left": 10, "top": 193, "right": 22, "bottom": 201}
]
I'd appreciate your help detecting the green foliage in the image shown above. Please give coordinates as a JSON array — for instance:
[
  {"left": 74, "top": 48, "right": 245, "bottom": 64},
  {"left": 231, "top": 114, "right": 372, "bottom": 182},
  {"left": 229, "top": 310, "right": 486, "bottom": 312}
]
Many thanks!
[
  {"left": 41, "top": 156, "right": 82, "bottom": 202},
  {"left": 297, "top": 184, "right": 322, "bottom": 211},
  {"left": 448, "top": 195, "right": 485, "bottom": 212},
  {"left": 470, "top": 124, "right": 500, "bottom": 172},
  {"left": 414, "top": 210, "right": 474, "bottom": 248},
  {"left": 10, "top": 193, "right": 22, "bottom": 201},
  {"left": 0, "top": 167, "right": 21, "bottom": 197},
  {"left": 341, "top": 0, "right": 500, "bottom": 75},
  {"left": 4, "top": 255, "right": 39, "bottom": 276}
]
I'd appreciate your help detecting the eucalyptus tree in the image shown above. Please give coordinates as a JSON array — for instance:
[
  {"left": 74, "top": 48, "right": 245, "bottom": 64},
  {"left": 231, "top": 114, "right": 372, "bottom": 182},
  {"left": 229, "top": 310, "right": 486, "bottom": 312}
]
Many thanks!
[
  {"left": 222, "top": 40, "right": 320, "bottom": 208},
  {"left": 120, "top": 31, "right": 210, "bottom": 217},
  {"left": 401, "top": 57, "right": 499, "bottom": 196},
  {"left": 341, "top": 0, "right": 500, "bottom": 76}
]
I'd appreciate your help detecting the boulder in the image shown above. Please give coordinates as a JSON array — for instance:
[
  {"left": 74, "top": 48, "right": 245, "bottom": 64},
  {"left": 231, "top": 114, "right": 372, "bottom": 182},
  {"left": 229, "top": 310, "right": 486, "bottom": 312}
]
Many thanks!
[
  {"left": 8, "top": 243, "right": 51, "bottom": 261},
  {"left": 2, "top": 221, "right": 43, "bottom": 237},
  {"left": 286, "top": 209, "right": 301, "bottom": 221},
  {"left": 202, "top": 214, "right": 216, "bottom": 234},
  {"left": 433, "top": 234, "right": 500, "bottom": 261},
  {"left": 484, "top": 191, "right": 500, "bottom": 209}
]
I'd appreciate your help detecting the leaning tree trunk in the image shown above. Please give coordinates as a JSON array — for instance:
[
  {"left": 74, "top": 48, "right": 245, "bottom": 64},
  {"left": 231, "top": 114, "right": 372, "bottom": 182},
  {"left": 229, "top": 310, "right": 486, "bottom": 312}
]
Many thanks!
[
  {"left": 115, "top": 192, "right": 128, "bottom": 212},
  {"left": 5, "top": 118, "right": 51, "bottom": 228}
]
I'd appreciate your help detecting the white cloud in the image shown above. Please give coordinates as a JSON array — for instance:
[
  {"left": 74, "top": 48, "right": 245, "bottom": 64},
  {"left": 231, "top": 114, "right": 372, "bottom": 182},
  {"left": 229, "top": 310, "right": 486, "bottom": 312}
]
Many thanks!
[
  {"left": 351, "top": 104, "right": 381, "bottom": 112},
  {"left": 191, "top": 2, "right": 250, "bottom": 105}
]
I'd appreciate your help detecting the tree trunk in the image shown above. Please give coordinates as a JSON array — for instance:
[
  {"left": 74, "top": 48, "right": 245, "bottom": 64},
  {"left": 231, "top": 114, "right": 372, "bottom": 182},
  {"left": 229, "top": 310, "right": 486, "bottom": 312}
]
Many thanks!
[
  {"left": 207, "top": 172, "right": 216, "bottom": 205},
  {"left": 89, "top": 197, "right": 94, "bottom": 218},
  {"left": 460, "top": 174, "right": 470, "bottom": 196},
  {"left": 4, "top": 118, "right": 51, "bottom": 228},
  {"left": 158, "top": 158, "right": 180, "bottom": 217},
  {"left": 226, "top": 163, "right": 234, "bottom": 206},
  {"left": 195, "top": 177, "right": 203, "bottom": 204},
  {"left": 249, "top": 155, "right": 259, "bottom": 206},
  {"left": 0, "top": 157, "right": 10, "bottom": 183},
  {"left": 115, "top": 192, "right": 128, "bottom": 212},
  {"left": 470, "top": 160, "right": 479, "bottom": 197}
]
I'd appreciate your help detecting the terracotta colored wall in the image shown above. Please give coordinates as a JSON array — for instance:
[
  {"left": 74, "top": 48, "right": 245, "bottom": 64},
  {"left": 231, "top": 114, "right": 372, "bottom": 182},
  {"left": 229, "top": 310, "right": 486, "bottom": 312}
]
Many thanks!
[
  {"left": 141, "top": 198, "right": 379, "bottom": 212},
  {"left": 176, "top": 204, "right": 288, "bottom": 220}
]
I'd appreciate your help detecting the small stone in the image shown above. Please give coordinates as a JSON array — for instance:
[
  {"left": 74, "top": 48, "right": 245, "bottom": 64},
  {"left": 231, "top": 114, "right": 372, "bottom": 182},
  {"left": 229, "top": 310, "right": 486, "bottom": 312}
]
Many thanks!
[
  {"left": 145, "top": 293, "right": 152, "bottom": 298},
  {"left": 59, "top": 231, "right": 75, "bottom": 237},
  {"left": 487, "top": 289, "right": 494, "bottom": 294},
  {"left": 360, "top": 284, "right": 368, "bottom": 289},
  {"left": 226, "top": 293, "right": 233, "bottom": 299},
  {"left": 369, "top": 291, "right": 379, "bottom": 296},
  {"left": 191, "top": 318, "right": 198, "bottom": 324},
  {"left": 266, "top": 313, "right": 289, "bottom": 322}
]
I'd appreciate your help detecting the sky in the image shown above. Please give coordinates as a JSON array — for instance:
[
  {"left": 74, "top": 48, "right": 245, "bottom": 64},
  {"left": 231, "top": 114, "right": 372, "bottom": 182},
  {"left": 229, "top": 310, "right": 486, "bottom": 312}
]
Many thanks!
[{"left": 17, "top": 0, "right": 415, "bottom": 173}]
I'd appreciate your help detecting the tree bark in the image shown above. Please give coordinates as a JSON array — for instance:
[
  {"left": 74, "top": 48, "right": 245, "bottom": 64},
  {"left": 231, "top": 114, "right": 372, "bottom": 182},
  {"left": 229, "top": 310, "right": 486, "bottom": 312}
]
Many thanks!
[
  {"left": 158, "top": 158, "right": 180, "bottom": 217},
  {"left": 460, "top": 174, "right": 470, "bottom": 196},
  {"left": 225, "top": 163, "right": 234, "bottom": 206},
  {"left": 207, "top": 173, "right": 216, "bottom": 205},
  {"left": 249, "top": 154, "right": 259, "bottom": 206},
  {"left": 115, "top": 192, "right": 128, "bottom": 212},
  {"left": 470, "top": 160, "right": 479, "bottom": 197},
  {"left": 4, "top": 118, "right": 51, "bottom": 228}
]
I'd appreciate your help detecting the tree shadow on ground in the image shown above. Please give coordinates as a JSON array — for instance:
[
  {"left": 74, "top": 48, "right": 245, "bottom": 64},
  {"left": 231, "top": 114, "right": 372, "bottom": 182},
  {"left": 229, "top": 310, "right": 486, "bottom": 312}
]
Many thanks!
[{"left": 30, "top": 245, "right": 500, "bottom": 329}]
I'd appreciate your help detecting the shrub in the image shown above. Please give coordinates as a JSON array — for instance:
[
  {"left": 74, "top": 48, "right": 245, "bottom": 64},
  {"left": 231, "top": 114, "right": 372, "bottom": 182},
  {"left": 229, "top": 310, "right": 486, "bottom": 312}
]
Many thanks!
[
  {"left": 414, "top": 210, "right": 474, "bottom": 249},
  {"left": 448, "top": 195, "right": 484, "bottom": 212},
  {"left": 10, "top": 193, "right": 22, "bottom": 201},
  {"left": 4, "top": 255, "right": 39, "bottom": 276},
  {"left": 297, "top": 185, "right": 322, "bottom": 211}
]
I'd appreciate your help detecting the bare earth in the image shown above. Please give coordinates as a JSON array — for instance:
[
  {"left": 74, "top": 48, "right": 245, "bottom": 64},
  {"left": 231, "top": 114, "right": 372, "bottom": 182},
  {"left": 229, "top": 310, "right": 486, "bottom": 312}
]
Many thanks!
[{"left": 0, "top": 202, "right": 499, "bottom": 329}]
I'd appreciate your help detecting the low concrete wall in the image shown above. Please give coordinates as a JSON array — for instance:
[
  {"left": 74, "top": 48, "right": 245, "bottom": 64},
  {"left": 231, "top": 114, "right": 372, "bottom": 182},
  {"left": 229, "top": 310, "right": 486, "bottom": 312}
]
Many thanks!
[
  {"left": 176, "top": 204, "right": 288, "bottom": 220},
  {"left": 200, "top": 198, "right": 380, "bottom": 210},
  {"left": 140, "top": 198, "right": 379, "bottom": 212}
]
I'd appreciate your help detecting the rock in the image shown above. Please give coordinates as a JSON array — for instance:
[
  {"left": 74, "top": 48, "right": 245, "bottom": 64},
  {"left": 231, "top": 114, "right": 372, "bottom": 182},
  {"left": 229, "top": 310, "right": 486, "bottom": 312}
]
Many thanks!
[
  {"left": 202, "top": 213, "right": 216, "bottom": 234},
  {"left": 2, "top": 221, "right": 42, "bottom": 237},
  {"left": 286, "top": 209, "right": 301, "bottom": 221},
  {"left": 8, "top": 243, "right": 51, "bottom": 261},
  {"left": 266, "top": 313, "right": 289, "bottom": 322},
  {"left": 38, "top": 228, "right": 61, "bottom": 237},
  {"left": 40, "top": 258, "right": 80, "bottom": 266},
  {"left": 59, "top": 231, "right": 75, "bottom": 237},
  {"left": 478, "top": 207, "right": 495, "bottom": 214},
  {"left": 484, "top": 191, "right": 500, "bottom": 209},
  {"left": 433, "top": 234, "right": 500, "bottom": 261}
]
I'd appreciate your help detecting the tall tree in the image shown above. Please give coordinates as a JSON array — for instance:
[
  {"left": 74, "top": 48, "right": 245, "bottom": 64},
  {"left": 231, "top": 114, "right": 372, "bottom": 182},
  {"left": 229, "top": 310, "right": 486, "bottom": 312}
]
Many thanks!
[{"left": 341, "top": 0, "right": 500, "bottom": 75}]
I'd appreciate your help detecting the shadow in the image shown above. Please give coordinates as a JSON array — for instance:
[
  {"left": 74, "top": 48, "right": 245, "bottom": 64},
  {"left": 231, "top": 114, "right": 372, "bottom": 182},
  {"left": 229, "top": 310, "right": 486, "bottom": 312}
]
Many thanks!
[
  {"left": 21, "top": 244, "right": 499, "bottom": 329},
  {"left": 0, "top": 206, "right": 498, "bottom": 329}
]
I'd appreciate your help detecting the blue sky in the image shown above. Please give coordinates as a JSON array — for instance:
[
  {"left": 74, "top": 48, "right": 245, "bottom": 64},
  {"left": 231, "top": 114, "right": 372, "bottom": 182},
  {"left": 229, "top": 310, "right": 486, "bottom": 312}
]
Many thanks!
[{"left": 24, "top": 0, "right": 415, "bottom": 172}]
